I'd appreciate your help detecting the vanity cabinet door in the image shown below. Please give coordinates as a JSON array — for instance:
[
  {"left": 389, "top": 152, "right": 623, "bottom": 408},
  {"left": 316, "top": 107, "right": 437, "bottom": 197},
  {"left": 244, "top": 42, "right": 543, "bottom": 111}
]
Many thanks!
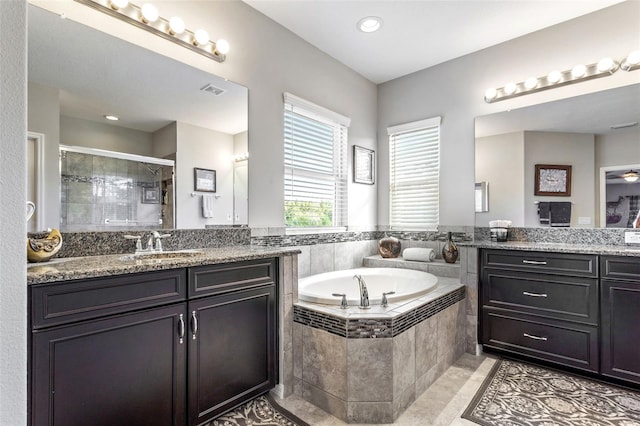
[
  {"left": 187, "top": 284, "right": 277, "bottom": 425},
  {"left": 601, "top": 278, "right": 640, "bottom": 384},
  {"left": 31, "top": 303, "right": 187, "bottom": 426}
]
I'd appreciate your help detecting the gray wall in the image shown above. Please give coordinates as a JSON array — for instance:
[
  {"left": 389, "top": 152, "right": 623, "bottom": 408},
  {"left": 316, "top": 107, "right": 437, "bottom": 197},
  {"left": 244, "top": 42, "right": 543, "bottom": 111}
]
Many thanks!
[
  {"left": 378, "top": 1, "right": 640, "bottom": 228},
  {"left": 0, "top": 1, "right": 27, "bottom": 423},
  {"left": 523, "top": 131, "right": 595, "bottom": 227},
  {"left": 61, "top": 115, "right": 154, "bottom": 155},
  {"left": 175, "top": 122, "right": 235, "bottom": 228},
  {"left": 475, "top": 132, "right": 525, "bottom": 226},
  {"left": 28, "top": 81, "right": 60, "bottom": 229}
]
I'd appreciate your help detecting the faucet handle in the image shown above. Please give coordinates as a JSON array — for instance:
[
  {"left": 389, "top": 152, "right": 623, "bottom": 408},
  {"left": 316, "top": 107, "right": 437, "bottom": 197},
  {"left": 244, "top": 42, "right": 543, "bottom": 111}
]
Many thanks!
[
  {"left": 381, "top": 291, "right": 396, "bottom": 308},
  {"left": 332, "top": 293, "right": 348, "bottom": 309},
  {"left": 124, "top": 235, "right": 142, "bottom": 251}
]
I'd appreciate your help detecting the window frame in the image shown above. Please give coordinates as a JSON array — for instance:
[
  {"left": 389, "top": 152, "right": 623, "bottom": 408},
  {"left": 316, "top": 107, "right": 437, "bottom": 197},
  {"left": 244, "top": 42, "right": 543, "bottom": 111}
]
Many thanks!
[
  {"left": 283, "top": 93, "right": 350, "bottom": 231},
  {"left": 388, "top": 116, "right": 441, "bottom": 231}
]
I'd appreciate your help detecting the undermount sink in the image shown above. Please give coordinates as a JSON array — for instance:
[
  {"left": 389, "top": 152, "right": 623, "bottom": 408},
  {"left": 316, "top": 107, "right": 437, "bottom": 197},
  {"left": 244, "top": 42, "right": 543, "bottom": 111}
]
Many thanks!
[{"left": 119, "top": 250, "right": 204, "bottom": 261}]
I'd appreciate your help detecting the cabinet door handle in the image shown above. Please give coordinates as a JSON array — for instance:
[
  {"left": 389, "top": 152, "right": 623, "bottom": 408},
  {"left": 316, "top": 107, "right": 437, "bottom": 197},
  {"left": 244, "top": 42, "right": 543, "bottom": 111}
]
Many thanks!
[
  {"left": 190, "top": 311, "right": 198, "bottom": 340},
  {"left": 178, "top": 314, "right": 185, "bottom": 344},
  {"left": 523, "top": 291, "right": 548, "bottom": 298},
  {"left": 522, "top": 260, "right": 547, "bottom": 265},
  {"left": 523, "top": 333, "right": 548, "bottom": 341}
]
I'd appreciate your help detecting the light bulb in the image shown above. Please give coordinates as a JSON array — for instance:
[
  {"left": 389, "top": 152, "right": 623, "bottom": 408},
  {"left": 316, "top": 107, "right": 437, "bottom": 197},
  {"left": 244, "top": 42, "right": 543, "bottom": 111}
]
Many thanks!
[
  {"left": 571, "top": 64, "right": 586, "bottom": 79},
  {"left": 623, "top": 171, "right": 639, "bottom": 182},
  {"left": 168, "top": 16, "right": 185, "bottom": 35},
  {"left": 216, "top": 39, "right": 230, "bottom": 55},
  {"left": 141, "top": 3, "right": 159, "bottom": 23},
  {"left": 622, "top": 49, "right": 640, "bottom": 71},
  {"left": 503, "top": 82, "right": 517, "bottom": 95},
  {"left": 524, "top": 77, "right": 538, "bottom": 90},
  {"left": 597, "top": 57, "right": 615, "bottom": 73},
  {"left": 627, "top": 50, "right": 640, "bottom": 65},
  {"left": 484, "top": 88, "right": 497, "bottom": 101},
  {"left": 110, "top": 0, "right": 128, "bottom": 10},
  {"left": 194, "top": 29, "right": 209, "bottom": 46},
  {"left": 547, "top": 70, "right": 562, "bottom": 84}
]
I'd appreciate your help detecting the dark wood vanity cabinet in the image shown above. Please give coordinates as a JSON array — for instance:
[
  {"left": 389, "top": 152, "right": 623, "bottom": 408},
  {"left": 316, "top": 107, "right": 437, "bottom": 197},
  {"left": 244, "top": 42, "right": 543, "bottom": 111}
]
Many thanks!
[
  {"left": 600, "top": 256, "right": 640, "bottom": 385},
  {"left": 480, "top": 249, "right": 600, "bottom": 372},
  {"left": 187, "top": 259, "right": 278, "bottom": 424},
  {"left": 29, "top": 258, "right": 279, "bottom": 426}
]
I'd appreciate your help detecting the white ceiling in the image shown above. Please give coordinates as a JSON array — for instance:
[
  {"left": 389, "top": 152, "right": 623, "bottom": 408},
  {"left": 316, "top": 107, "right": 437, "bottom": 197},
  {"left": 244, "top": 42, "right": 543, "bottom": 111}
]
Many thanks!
[{"left": 243, "top": 0, "right": 625, "bottom": 84}]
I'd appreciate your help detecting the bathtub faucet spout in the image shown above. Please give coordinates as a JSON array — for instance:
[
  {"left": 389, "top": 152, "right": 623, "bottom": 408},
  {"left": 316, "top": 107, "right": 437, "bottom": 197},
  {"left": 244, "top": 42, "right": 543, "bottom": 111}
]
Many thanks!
[{"left": 353, "top": 275, "right": 371, "bottom": 309}]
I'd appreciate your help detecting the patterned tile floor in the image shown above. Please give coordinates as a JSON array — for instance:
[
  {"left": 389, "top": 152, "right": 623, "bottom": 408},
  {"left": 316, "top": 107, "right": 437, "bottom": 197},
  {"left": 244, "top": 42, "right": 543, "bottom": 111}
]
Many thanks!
[{"left": 276, "top": 353, "right": 498, "bottom": 426}]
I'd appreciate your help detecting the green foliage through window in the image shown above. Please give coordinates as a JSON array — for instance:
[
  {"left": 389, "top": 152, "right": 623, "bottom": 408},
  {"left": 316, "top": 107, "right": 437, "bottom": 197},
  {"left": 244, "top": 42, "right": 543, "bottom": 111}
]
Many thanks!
[{"left": 284, "top": 201, "right": 333, "bottom": 227}]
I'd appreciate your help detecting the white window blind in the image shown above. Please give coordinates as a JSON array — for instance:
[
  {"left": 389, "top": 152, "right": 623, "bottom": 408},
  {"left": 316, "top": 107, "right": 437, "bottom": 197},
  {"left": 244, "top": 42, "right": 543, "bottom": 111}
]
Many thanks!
[
  {"left": 284, "top": 93, "right": 349, "bottom": 228},
  {"left": 388, "top": 117, "right": 441, "bottom": 229}
]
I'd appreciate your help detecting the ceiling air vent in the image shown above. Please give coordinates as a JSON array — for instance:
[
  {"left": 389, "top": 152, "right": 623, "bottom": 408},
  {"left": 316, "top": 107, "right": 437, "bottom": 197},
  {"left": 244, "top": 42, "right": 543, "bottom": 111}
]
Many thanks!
[{"left": 200, "top": 84, "right": 226, "bottom": 96}]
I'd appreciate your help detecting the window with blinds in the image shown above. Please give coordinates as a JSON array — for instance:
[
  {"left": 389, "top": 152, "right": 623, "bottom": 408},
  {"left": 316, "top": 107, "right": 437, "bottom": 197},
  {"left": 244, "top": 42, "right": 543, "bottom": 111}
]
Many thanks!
[
  {"left": 388, "top": 117, "right": 441, "bottom": 230},
  {"left": 284, "top": 93, "right": 350, "bottom": 228}
]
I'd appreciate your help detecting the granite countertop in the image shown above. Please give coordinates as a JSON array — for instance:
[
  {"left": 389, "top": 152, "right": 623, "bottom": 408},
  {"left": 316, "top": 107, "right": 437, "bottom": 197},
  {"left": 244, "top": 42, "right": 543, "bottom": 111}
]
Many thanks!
[
  {"left": 27, "top": 245, "right": 300, "bottom": 285},
  {"left": 462, "top": 241, "right": 640, "bottom": 257}
]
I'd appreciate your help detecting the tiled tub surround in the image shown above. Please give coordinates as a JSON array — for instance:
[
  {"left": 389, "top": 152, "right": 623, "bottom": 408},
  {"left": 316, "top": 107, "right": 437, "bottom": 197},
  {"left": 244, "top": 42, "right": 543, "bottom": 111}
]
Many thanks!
[
  {"left": 292, "top": 278, "right": 466, "bottom": 423},
  {"left": 251, "top": 228, "right": 472, "bottom": 280}
]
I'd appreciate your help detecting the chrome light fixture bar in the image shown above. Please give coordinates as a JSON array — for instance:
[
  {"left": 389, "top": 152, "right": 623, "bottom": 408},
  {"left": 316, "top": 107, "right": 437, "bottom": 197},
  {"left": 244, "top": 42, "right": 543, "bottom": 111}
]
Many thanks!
[
  {"left": 75, "top": 0, "right": 229, "bottom": 62},
  {"left": 484, "top": 50, "right": 640, "bottom": 104},
  {"left": 484, "top": 57, "right": 622, "bottom": 103}
]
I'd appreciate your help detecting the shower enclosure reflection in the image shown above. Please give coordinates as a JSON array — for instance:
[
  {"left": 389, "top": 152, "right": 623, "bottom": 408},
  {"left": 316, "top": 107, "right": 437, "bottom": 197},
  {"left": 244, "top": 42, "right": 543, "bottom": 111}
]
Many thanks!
[{"left": 60, "top": 146, "right": 174, "bottom": 231}]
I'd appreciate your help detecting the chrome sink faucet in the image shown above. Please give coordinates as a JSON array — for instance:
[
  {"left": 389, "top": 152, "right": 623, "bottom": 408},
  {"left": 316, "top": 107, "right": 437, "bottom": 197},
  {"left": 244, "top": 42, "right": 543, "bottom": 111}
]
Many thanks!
[
  {"left": 151, "top": 230, "right": 171, "bottom": 252},
  {"left": 353, "top": 274, "right": 370, "bottom": 309}
]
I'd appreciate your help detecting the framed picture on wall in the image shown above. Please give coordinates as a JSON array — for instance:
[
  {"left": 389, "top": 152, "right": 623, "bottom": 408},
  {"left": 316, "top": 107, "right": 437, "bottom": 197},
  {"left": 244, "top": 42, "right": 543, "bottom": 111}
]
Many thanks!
[
  {"left": 353, "top": 145, "right": 375, "bottom": 185},
  {"left": 194, "top": 168, "right": 216, "bottom": 192},
  {"left": 535, "top": 164, "right": 572, "bottom": 196},
  {"left": 142, "top": 187, "right": 161, "bottom": 204}
]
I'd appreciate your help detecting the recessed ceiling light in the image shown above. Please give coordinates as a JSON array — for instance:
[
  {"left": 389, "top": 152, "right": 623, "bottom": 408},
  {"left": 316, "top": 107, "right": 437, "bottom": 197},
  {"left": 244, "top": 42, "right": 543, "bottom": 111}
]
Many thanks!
[
  {"left": 357, "top": 16, "right": 382, "bottom": 33},
  {"left": 104, "top": 115, "right": 119, "bottom": 121}
]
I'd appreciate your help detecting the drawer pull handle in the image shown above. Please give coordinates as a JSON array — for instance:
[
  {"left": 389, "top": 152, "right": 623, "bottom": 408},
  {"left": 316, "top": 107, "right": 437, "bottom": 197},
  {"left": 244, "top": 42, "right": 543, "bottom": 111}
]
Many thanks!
[
  {"left": 178, "top": 314, "right": 185, "bottom": 344},
  {"left": 523, "top": 333, "right": 548, "bottom": 341},
  {"left": 522, "top": 260, "right": 547, "bottom": 265},
  {"left": 523, "top": 291, "right": 548, "bottom": 298},
  {"left": 190, "top": 311, "right": 198, "bottom": 340}
]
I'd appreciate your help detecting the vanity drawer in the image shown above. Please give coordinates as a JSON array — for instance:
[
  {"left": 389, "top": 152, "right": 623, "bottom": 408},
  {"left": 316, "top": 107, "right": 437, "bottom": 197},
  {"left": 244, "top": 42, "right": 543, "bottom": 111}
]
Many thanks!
[
  {"left": 481, "top": 270, "right": 598, "bottom": 324},
  {"left": 601, "top": 255, "right": 640, "bottom": 280},
  {"left": 482, "top": 309, "right": 599, "bottom": 372},
  {"left": 189, "top": 258, "right": 277, "bottom": 298},
  {"left": 30, "top": 269, "right": 186, "bottom": 329},
  {"left": 482, "top": 249, "right": 597, "bottom": 277}
]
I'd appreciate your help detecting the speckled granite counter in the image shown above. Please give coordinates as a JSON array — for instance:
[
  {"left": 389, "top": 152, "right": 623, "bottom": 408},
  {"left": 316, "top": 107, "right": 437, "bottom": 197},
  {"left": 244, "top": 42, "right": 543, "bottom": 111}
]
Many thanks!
[
  {"left": 27, "top": 246, "right": 300, "bottom": 285},
  {"left": 461, "top": 241, "right": 640, "bottom": 257}
]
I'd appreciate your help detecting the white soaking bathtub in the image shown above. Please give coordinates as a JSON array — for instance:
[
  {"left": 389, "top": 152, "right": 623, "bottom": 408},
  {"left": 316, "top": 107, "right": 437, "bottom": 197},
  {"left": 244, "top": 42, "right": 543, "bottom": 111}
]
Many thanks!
[{"left": 298, "top": 267, "right": 438, "bottom": 305}]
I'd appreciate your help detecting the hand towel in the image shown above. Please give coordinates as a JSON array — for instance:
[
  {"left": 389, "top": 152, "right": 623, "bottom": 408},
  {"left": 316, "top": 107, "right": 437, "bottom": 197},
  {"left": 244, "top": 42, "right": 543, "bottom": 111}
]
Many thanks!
[
  {"left": 537, "top": 202, "right": 550, "bottom": 225},
  {"left": 402, "top": 247, "right": 436, "bottom": 262},
  {"left": 550, "top": 202, "right": 571, "bottom": 227},
  {"left": 202, "top": 194, "right": 215, "bottom": 218}
]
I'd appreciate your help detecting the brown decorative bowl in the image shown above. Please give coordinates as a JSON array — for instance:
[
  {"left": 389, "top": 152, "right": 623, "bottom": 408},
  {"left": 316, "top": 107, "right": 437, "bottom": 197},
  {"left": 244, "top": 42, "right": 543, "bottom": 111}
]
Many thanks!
[
  {"left": 27, "top": 228, "right": 63, "bottom": 263},
  {"left": 378, "top": 236, "right": 401, "bottom": 258}
]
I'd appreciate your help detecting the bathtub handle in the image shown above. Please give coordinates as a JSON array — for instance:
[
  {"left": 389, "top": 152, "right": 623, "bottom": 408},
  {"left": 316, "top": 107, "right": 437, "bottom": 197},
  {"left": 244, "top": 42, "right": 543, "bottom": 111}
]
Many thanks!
[
  {"left": 381, "top": 291, "right": 396, "bottom": 308},
  {"left": 332, "top": 293, "right": 348, "bottom": 309}
]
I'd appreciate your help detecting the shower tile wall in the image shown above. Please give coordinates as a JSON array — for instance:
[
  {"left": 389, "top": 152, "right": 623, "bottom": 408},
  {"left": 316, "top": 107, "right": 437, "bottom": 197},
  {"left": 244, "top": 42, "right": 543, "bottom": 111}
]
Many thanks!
[{"left": 60, "top": 150, "right": 170, "bottom": 231}]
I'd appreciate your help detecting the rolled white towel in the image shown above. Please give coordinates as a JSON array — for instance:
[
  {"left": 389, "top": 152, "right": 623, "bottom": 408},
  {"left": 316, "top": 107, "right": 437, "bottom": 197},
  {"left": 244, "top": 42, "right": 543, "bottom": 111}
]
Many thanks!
[{"left": 402, "top": 247, "right": 436, "bottom": 262}]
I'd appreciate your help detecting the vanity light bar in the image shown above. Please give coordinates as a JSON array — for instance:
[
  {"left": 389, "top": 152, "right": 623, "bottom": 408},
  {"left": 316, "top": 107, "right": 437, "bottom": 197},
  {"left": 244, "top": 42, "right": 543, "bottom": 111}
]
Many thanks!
[
  {"left": 484, "top": 50, "right": 639, "bottom": 104},
  {"left": 74, "top": 0, "right": 229, "bottom": 63}
]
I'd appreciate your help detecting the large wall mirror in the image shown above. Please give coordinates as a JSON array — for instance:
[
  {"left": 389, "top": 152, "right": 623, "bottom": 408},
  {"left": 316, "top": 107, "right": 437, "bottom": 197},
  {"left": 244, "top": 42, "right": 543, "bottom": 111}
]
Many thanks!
[
  {"left": 475, "top": 83, "right": 640, "bottom": 229},
  {"left": 27, "top": 4, "right": 248, "bottom": 232}
]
